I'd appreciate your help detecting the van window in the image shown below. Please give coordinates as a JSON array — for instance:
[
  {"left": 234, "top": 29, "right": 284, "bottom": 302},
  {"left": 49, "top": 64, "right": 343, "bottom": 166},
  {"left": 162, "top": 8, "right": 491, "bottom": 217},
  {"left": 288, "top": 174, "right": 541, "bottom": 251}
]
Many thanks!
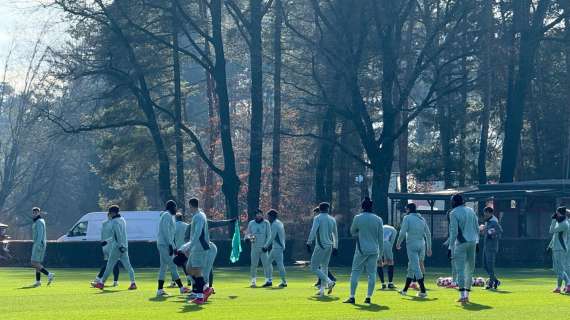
[{"left": 69, "top": 221, "right": 88, "bottom": 237}]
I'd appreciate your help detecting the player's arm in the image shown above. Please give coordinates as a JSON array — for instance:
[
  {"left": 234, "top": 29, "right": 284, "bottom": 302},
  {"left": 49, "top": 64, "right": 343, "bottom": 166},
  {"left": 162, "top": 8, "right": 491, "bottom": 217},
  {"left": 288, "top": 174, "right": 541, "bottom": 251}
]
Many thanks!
[
  {"left": 189, "top": 216, "right": 204, "bottom": 251},
  {"left": 448, "top": 212, "right": 458, "bottom": 246},
  {"left": 332, "top": 219, "right": 338, "bottom": 249},
  {"left": 424, "top": 222, "right": 432, "bottom": 253},
  {"left": 396, "top": 217, "right": 408, "bottom": 248},
  {"left": 349, "top": 216, "right": 359, "bottom": 237},
  {"left": 307, "top": 217, "right": 319, "bottom": 245},
  {"left": 378, "top": 220, "right": 384, "bottom": 256},
  {"left": 263, "top": 221, "right": 272, "bottom": 248}
]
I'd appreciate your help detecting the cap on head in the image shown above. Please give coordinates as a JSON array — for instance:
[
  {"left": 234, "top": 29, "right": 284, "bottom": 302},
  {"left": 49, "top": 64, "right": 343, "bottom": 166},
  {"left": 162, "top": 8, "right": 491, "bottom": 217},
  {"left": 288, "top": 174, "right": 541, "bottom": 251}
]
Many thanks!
[
  {"left": 319, "top": 202, "right": 330, "bottom": 212},
  {"left": 557, "top": 206, "right": 567, "bottom": 215},
  {"left": 32, "top": 207, "right": 41, "bottom": 213},
  {"left": 361, "top": 197, "right": 373, "bottom": 212},
  {"left": 166, "top": 200, "right": 177, "bottom": 212},
  {"left": 312, "top": 207, "right": 320, "bottom": 214},
  {"left": 451, "top": 194, "right": 464, "bottom": 208},
  {"left": 175, "top": 212, "right": 184, "bottom": 221},
  {"left": 188, "top": 198, "right": 199, "bottom": 209},
  {"left": 108, "top": 205, "right": 120, "bottom": 215},
  {"left": 484, "top": 206, "right": 494, "bottom": 214}
]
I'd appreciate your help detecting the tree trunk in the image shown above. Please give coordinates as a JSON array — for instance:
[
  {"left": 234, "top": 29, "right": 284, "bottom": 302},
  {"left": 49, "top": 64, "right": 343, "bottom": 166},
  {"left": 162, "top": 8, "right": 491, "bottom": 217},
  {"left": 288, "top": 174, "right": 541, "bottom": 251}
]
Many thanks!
[
  {"left": 478, "top": 0, "right": 493, "bottom": 185},
  {"left": 500, "top": 0, "right": 550, "bottom": 182},
  {"left": 271, "top": 0, "right": 283, "bottom": 210},
  {"left": 315, "top": 108, "right": 336, "bottom": 203},
  {"left": 212, "top": 0, "right": 241, "bottom": 218},
  {"left": 246, "top": 0, "right": 264, "bottom": 218},
  {"left": 457, "top": 56, "right": 468, "bottom": 187},
  {"left": 172, "top": 3, "right": 186, "bottom": 213}
]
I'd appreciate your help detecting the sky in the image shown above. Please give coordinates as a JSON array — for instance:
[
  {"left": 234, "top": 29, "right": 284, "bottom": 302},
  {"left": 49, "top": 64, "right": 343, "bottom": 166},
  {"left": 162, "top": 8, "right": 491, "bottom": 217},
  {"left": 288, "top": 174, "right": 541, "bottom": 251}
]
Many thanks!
[{"left": 0, "top": 0, "right": 66, "bottom": 91}]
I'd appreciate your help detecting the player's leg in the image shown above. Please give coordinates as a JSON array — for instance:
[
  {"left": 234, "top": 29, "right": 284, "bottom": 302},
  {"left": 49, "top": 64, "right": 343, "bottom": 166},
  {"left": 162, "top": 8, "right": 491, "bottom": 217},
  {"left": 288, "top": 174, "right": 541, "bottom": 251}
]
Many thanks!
[
  {"left": 119, "top": 252, "right": 137, "bottom": 289},
  {"left": 273, "top": 249, "right": 287, "bottom": 286},
  {"left": 454, "top": 243, "right": 468, "bottom": 301},
  {"left": 250, "top": 247, "right": 261, "bottom": 287},
  {"left": 344, "top": 252, "right": 365, "bottom": 303},
  {"left": 365, "top": 254, "right": 379, "bottom": 301},
  {"left": 260, "top": 250, "right": 272, "bottom": 286},
  {"left": 464, "top": 243, "right": 476, "bottom": 300},
  {"left": 157, "top": 245, "right": 172, "bottom": 296}
]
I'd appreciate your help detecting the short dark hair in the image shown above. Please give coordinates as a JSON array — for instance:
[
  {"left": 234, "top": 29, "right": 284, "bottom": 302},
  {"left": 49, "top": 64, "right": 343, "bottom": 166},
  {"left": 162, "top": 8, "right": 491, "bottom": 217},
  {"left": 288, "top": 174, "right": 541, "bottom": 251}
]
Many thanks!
[
  {"left": 267, "top": 209, "right": 279, "bottom": 218},
  {"left": 451, "top": 194, "right": 464, "bottom": 208},
  {"left": 313, "top": 207, "right": 320, "bottom": 214},
  {"left": 361, "top": 197, "right": 373, "bottom": 212},
  {"left": 32, "top": 207, "right": 41, "bottom": 213},
  {"left": 319, "top": 202, "right": 330, "bottom": 212},
  {"left": 557, "top": 206, "right": 567, "bottom": 215},
  {"left": 253, "top": 208, "right": 263, "bottom": 216},
  {"left": 484, "top": 206, "right": 494, "bottom": 214},
  {"left": 175, "top": 212, "right": 183, "bottom": 221},
  {"left": 188, "top": 198, "right": 199, "bottom": 208},
  {"left": 166, "top": 200, "right": 177, "bottom": 211},
  {"left": 406, "top": 203, "right": 417, "bottom": 213},
  {"left": 108, "top": 205, "right": 120, "bottom": 214}
]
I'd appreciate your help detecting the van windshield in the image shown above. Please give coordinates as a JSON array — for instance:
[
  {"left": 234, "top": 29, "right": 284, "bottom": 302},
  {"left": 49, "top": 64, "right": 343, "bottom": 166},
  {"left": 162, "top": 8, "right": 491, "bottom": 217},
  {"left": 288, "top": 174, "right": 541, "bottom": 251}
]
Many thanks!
[{"left": 69, "top": 221, "right": 88, "bottom": 237}]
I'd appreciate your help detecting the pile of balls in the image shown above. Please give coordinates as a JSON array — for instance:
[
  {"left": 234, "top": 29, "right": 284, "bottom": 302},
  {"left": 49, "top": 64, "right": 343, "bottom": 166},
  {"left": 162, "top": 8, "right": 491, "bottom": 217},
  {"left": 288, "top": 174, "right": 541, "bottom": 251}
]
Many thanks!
[{"left": 436, "top": 277, "right": 486, "bottom": 287}]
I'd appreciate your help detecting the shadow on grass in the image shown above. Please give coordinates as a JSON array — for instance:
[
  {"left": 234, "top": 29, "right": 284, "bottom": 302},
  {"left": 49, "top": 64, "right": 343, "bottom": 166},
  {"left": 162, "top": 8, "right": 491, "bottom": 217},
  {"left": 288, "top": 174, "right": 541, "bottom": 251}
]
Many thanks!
[
  {"left": 457, "top": 302, "right": 493, "bottom": 311},
  {"left": 269, "top": 286, "right": 286, "bottom": 290},
  {"left": 18, "top": 285, "right": 39, "bottom": 289},
  {"left": 490, "top": 290, "right": 512, "bottom": 294},
  {"left": 228, "top": 295, "right": 239, "bottom": 299},
  {"left": 354, "top": 303, "right": 390, "bottom": 312},
  {"left": 96, "top": 289, "right": 119, "bottom": 294},
  {"left": 148, "top": 296, "right": 174, "bottom": 302},
  {"left": 307, "top": 295, "right": 340, "bottom": 302},
  {"left": 180, "top": 303, "right": 204, "bottom": 313},
  {"left": 407, "top": 297, "right": 439, "bottom": 302}
]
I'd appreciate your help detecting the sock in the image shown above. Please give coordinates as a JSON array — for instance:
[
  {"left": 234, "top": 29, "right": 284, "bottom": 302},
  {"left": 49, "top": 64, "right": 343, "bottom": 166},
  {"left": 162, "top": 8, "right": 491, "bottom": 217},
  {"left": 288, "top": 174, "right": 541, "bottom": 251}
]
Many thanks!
[
  {"left": 388, "top": 265, "right": 394, "bottom": 283},
  {"left": 158, "top": 280, "right": 165, "bottom": 290},
  {"left": 175, "top": 278, "right": 183, "bottom": 288},
  {"left": 377, "top": 266, "right": 385, "bottom": 283},
  {"left": 459, "top": 288, "right": 465, "bottom": 299},
  {"left": 191, "top": 276, "right": 198, "bottom": 292},
  {"left": 113, "top": 264, "right": 120, "bottom": 282},
  {"left": 195, "top": 277, "right": 205, "bottom": 294},
  {"left": 40, "top": 268, "right": 49, "bottom": 276},
  {"left": 36, "top": 272, "right": 41, "bottom": 281},
  {"left": 316, "top": 278, "right": 321, "bottom": 286},
  {"left": 558, "top": 277, "right": 563, "bottom": 288},
  {"left": 328, "top": 271, "right": 336, "bottom": 282},
  {"left": 97, "top": 265, "right": 106, "bottom": 279},
  {"left": 418, "top": 278, "right": 426, "bottom": 293},
  {"left": 209, "top": 270, "right": 214, "bottom": 287},
  {"left": 403, "top": 277, "right": 412, "bottom": 291}
]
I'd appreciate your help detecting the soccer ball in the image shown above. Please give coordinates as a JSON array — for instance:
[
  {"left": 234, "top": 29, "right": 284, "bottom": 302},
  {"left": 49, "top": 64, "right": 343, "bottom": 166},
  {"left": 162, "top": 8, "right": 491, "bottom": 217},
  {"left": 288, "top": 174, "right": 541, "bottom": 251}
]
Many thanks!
[
  {"left": 472, "top": 277, "right": 485, "bottom": 287},
  {"left": 437, "top": 277, "right": 453, "bottom": 287}
]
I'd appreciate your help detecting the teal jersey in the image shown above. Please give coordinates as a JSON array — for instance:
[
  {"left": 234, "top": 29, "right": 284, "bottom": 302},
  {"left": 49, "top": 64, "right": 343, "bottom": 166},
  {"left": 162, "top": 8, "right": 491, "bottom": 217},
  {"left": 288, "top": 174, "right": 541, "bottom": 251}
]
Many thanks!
[
  {"left": 350, "top": 211, "right": 384, "bottom": 255},
  {"left": 397, "top": 212, "right": 432, "bottom": 252},
  {"left": 270, "top": 219, "right": 286, "bottom": 250},
  {"left": 449, "top": 205, "right": 479, "bottom": 246},
  {"left": 548, "top": 219, "right": 569, "bottom": 252},
  {"left": 32, "top": 218, "right": 47, "bottom": 247},
  {"left": 174, "top": 220, "right": 189, "bottom": 248},
  {"left": 111, "top": 216, "right": 129, "bottom": 250},
  {"left": 157, "top": 211, "right": 176, "bottom": 247},
  {"left": 307, "top": 212, "right": 338, "bottom": 249},
  {"left": 383, "top": 225, "right": 397, "bottom": 247},
  {"left": 188, "top": 210, "right": 210, "bottom": 252},
  {"left": 247, "top": 219, "right": 272, "bottom": 249}
]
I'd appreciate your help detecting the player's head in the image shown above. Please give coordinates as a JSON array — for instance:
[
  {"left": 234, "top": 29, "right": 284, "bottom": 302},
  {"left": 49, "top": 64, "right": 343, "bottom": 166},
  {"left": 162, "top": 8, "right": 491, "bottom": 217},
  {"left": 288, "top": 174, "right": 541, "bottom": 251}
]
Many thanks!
[
  {"left": 173, "top": 252, "right": 188, "bottom": 267},
  {"left": 32, "top": 207, "right": 41, "bottom": 219},
  {"left": 484, "top": 206, "right": 494, "bottom": 219},
  {"left": 267, "top": 209, "right": 278, "bottom": 222},
  {"left": 451, "top": 193, "right": 464, "bottom": 208},
  {"left": 556, "top": 206, "right": 568, "bottom": 222},
  {"left": 319, "top": 202, "right": 330, "bottom": 213},
  {"left": 188, "top": 198, "right": 199, "bottom": 211},
  {"left": 175, "top": 212, "right": 184, "bottom": 222},
  {"left": 361, "top": 197, "right": 373, "bottom": 212},
  {"left": 166, "top": 200, "right": 177, "bottom": 214},
  {"left": 254, "top": 209, "right": 263, "bottom": 222},
  {"left": 405, "top": 202, "right": 417, "bottom": 214},
  {"left": 108, "top": 205, "right": 120, "bottom": 217}
]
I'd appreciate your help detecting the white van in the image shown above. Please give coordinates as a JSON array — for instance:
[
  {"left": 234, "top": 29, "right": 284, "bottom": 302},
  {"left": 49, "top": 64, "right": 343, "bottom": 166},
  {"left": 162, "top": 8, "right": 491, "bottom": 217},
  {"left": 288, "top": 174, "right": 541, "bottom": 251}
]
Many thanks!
[{"left": 57, "top": 211, "right": 162, "bottom": 242}]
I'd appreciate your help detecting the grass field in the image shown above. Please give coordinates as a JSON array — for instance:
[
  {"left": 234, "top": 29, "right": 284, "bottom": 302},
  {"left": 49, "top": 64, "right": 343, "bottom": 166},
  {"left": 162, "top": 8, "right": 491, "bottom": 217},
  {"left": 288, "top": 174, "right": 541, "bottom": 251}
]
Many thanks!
[{"left": 1, "top": 267, "right": 570, "bottom": 319}]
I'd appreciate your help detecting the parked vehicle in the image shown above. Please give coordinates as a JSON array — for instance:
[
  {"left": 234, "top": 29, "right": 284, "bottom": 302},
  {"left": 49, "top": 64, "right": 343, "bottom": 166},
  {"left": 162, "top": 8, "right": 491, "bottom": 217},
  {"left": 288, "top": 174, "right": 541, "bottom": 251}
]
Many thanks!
[
  {"left": 0, "top": 223, "right": 10, "bottom": 260},
  {"left": 57, "top": 211, "right": 162, "bottom": 242}
]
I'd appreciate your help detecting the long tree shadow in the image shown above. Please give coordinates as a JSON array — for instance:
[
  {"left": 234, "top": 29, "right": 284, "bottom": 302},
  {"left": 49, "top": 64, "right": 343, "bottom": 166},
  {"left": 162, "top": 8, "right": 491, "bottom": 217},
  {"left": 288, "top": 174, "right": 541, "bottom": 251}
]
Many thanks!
[{"left": 458, "top": 302, "right": 493, "bottom": 311}]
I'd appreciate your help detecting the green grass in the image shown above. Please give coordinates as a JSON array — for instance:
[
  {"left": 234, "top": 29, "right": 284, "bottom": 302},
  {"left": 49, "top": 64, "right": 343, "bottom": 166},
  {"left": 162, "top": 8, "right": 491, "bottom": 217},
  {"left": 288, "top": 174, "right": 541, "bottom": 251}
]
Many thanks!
[{"left": 1, "top": 267, "right": 570, "bottom": 319}]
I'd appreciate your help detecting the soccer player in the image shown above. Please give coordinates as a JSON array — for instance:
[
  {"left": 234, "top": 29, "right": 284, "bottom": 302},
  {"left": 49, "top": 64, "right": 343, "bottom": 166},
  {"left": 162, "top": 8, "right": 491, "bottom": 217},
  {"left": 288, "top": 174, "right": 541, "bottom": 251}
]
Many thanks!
[
  {"left": 246, "top": 209, "right": 272, "bottom": 287},
  {"left": 267, "top": 209, "right": 287, "bottom": 287},
  {"left": 396, "top": 203, "right": 432, "bottom": 298},
  {"left": 378, "top": 224, "right": 397, "bottom": 290},
  {"left": 186, "top": 197, "right": 214, "bottom": 305},
  {"left": 443, "top": 210, "right": 458, "bottom": 288},
  {"left": 311, "top": 207, "right": 336, "bottom": 288},
  {"left": 448, "top": 194, "right": 479, "bottom": 303},
  {"left": 547, "top": 206, "right": 570, "bottom": 293},
  {"left": 344, "top": 197, "right": 383, "bottom": 304},
  {"left": 30, "top": 207, "right": 54, "bottom": 287},
  {"left": 307, "top": 202, "right": 338, "bottom": 297},
  {"left": 94, "top": 205, "right": 137, "bottom": 290},
  {"left": 92, "top": 211, "right": 120, "bottom": 287},
  {"left": 481, "top": 206, "right": 503, "bottom": 290},
  {"left": 156, "top": 200, "right": 189, "bottom": 297}
]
